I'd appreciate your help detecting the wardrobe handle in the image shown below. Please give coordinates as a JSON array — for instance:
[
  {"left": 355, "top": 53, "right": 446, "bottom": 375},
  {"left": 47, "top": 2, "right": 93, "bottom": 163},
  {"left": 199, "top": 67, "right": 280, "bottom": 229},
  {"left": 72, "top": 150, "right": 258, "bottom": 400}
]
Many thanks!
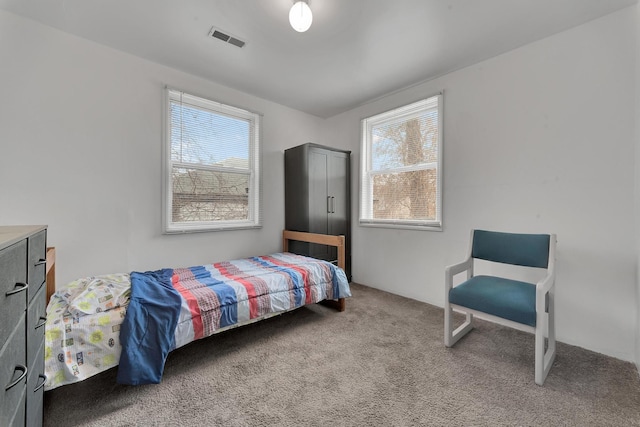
[
  {"left": 6, "top": 282, "right": 28, "bottom": 296},
  {"left": 327, "top": 196, "right": 331, "bottom": 213},
  {"left": 34, "top": 374, "right": 47, "bottom": 392},
  {"left": 331, "top": 196, "right": 335, "bottom": 213},
  {"left": 5, "top": 365, "right": 27, "bottom": 391},
  {"left": 34, "top": 258, "right": 47, "bottom": 267},
  {"left": 35, "top": 316, "right": 47, "bottom": 329}
]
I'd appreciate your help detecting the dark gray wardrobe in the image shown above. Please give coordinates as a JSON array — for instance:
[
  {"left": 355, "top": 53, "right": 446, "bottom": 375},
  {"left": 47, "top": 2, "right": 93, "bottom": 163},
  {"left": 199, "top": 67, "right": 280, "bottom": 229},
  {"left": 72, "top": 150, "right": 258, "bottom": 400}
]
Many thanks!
[{"left": 285, "top": 143, "right": 351, "bottom": 280}]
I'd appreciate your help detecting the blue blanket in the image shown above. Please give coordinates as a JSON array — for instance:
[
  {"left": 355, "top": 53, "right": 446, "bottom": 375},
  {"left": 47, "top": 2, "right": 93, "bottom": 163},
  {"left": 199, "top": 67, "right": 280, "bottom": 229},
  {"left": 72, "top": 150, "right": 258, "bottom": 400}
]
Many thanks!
[{"left": 116, "top": 269, "right": 182, "bottom": 385}]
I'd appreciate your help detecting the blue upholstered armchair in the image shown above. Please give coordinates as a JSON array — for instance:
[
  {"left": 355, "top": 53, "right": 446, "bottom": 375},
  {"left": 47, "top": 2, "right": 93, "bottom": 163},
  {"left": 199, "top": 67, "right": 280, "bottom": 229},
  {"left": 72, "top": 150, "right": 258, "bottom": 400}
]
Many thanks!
[{"left": 444, "top": 229, "right": 557, "bottom": 385}]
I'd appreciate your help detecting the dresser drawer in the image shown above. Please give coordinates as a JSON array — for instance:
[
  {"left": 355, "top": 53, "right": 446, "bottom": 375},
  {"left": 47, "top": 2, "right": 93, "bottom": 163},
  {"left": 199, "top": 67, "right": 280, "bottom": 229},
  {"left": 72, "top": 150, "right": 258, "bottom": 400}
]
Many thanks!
[
  {"left": 0, "top": 240, "right": 28, "bottom": 348},
  {"left": 0, "top": 315, "right": 27, "bottom": 427},
  {"left": 27, "top": 230, "right": 46, "bottom": 303},
  {"left": 8, "top": 392, "right": 26, "bottom": 427},
  {"left": 26, "top": 342, "right": 45, "bottom": 427},
  {"left": 27, "top": 285, "right": 47, "bottom": 364}
]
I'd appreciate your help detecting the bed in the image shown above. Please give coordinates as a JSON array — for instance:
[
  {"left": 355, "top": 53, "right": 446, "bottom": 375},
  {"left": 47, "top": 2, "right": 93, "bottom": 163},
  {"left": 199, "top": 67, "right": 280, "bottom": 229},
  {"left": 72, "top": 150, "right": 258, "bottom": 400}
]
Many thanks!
[{"left": 43, "top": 231, "right": 351, "bottom": 390}]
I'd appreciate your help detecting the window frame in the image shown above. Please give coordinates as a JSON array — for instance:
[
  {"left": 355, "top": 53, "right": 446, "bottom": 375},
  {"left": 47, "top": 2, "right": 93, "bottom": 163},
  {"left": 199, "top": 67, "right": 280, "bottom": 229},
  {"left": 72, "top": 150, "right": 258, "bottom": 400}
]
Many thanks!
[
  {"left": 162, "top": 87, "right": 262, "bottom": 234},
  {"left": 359, "top": 94, "right": 443, "bottom": 231}
]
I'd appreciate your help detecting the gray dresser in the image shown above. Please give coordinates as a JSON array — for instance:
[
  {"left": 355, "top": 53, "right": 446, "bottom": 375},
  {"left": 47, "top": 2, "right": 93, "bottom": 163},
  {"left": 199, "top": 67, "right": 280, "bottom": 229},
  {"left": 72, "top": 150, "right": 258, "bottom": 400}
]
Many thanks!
[{"left": 0, "top": 226, "right": 47, "bottom": 427}]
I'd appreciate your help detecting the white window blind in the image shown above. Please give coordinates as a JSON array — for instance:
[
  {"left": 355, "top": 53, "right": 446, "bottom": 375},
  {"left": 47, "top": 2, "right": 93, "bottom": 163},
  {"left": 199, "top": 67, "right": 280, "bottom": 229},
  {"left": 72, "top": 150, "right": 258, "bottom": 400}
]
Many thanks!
[
  {"left": 163, "top": 88, "right": 261, "bottom": 233},
  {"left": 360, "top": 94, "right": 443, "bottom": 230}
]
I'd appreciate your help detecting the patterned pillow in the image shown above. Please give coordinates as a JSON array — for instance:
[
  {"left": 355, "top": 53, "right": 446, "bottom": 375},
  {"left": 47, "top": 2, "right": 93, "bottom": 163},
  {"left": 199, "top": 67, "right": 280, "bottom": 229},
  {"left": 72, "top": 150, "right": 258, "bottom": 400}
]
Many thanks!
[{"left": 60, "top": 274, "right": 131, "bottom": 317}]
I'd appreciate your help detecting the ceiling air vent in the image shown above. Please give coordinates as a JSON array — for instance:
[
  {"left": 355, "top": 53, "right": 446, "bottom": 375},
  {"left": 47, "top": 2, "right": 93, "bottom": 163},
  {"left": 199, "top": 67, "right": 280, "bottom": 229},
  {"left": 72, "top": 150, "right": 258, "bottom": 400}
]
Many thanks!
[{"left": 208, "top": 27, "right": 246, "bottom": 48}]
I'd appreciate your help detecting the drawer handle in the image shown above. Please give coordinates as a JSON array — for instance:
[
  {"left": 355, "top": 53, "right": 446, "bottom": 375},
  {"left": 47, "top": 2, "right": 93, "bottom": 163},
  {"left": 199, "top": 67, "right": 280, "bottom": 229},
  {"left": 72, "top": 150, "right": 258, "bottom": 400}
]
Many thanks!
[
  {"left": 34, "top": 374, "right": 47, "bottom": 392},
  {"left": 5, "top": 365, "right": 28, "bottom": 391},
  {"left": 35, "top": 316, "right": 47, "bottom": 329},
  {"left": 6, "top": 282, "right": 28, "bottom": 296},
  {"left": 34, "top": 258, "right": 47, "bottom": 267}
]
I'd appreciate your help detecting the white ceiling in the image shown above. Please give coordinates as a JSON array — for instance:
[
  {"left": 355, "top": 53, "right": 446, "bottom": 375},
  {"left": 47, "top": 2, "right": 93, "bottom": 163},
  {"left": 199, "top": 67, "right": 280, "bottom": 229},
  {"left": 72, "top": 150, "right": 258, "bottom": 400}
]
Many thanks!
[{"left": 1, "top": 0, "right": 636, "bottom": 118}]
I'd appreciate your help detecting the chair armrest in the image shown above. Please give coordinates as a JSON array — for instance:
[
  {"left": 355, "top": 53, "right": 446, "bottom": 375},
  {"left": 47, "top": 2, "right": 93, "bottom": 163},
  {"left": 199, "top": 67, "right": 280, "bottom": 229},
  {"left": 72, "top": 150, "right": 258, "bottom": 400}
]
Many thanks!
[
  {"left": 445, "top": 258, "right": 473, "bottom": 290},
  {"left": 536, "top": 272, "right": 555, "bottom": 294}
]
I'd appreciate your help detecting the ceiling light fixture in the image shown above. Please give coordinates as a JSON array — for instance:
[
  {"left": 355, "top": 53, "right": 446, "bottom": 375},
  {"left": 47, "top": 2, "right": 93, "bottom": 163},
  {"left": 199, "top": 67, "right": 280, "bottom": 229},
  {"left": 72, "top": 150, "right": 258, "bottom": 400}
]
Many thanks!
[{"left": 289, "top": 0, "right": 313, "bottom": 33}]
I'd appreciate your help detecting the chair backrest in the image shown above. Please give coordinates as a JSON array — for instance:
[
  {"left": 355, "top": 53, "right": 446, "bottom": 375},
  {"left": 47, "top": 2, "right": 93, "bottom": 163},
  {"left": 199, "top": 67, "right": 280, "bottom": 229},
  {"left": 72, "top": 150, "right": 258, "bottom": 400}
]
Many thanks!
[{"left": 471, "top": 229, "right": 551, "bottom": 268}]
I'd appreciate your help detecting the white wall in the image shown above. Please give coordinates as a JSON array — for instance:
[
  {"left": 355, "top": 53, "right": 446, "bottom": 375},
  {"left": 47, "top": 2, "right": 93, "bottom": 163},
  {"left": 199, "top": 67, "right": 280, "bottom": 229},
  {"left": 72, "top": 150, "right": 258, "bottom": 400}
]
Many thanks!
[
  {"left": 0, "top": 10, "right": 325, "bottom": 285},
  {"left": 327, "top": 8, "right": 638, "bottom": 361}
]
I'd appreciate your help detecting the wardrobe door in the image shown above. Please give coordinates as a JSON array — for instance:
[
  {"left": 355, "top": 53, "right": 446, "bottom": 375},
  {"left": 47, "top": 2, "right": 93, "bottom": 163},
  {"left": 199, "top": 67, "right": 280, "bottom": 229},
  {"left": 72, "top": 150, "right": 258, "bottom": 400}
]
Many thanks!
[
  {"left": 326, "top": 150, "right": 349, "bottom": 264},
  {"left": 327, "top": 150, "right": 349, "bottom": 235},
  {"left": 308, "top": 148, "right": 331, "bottom": 260}
]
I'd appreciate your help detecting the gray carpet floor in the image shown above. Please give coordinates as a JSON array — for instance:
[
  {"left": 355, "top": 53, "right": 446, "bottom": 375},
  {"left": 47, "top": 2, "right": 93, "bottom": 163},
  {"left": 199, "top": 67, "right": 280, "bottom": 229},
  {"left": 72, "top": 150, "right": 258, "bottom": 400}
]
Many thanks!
[{"left": 44, "top": 283, "right": 640, "bottom": 426}]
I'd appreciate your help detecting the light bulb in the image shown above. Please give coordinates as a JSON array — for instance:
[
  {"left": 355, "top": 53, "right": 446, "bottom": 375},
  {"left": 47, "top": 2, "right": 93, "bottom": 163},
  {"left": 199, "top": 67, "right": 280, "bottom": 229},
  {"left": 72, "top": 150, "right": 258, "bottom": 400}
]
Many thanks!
[{"left": 289, "top": 1, "right": 312, "bottom": 33}]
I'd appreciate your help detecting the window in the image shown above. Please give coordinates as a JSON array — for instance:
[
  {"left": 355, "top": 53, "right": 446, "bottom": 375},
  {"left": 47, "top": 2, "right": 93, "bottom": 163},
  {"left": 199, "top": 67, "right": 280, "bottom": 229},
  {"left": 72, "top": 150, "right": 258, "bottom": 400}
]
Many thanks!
[
  {"left": 360, "top": 94, "right": 442, "bottom": 230},
  {"left": 163, "top": 88, "right": 261, "bottom": 233}
]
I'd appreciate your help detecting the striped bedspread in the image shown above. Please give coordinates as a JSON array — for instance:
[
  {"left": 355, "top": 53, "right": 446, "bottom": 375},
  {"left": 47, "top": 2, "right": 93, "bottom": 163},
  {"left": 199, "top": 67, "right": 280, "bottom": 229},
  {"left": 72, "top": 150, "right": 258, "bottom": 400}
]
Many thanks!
[
  {"left": 117, "top": 252, "right": 351, "bottom": 385},
  {"left": 172, "top": 253, "right": 349, "bottom": 346}
]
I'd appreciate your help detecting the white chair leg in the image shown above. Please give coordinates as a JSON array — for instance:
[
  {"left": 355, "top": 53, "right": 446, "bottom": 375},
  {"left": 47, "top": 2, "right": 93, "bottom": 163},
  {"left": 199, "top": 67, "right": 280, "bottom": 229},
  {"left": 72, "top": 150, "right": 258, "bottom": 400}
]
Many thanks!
[
  {"left": 548, "top": 293, "right": 556, "bottom": 357},
  {"left": 534, "top": 296, "right": 556, "bottom": 385},
  {"left": 445, "top": 306, "right": 473, "bottom": 347},
  {"left": 534, "top": 323, "right": 545, "bottom": 385},
  {"left": 545, "top": 294, "right": 557, "bottom": 380}
]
